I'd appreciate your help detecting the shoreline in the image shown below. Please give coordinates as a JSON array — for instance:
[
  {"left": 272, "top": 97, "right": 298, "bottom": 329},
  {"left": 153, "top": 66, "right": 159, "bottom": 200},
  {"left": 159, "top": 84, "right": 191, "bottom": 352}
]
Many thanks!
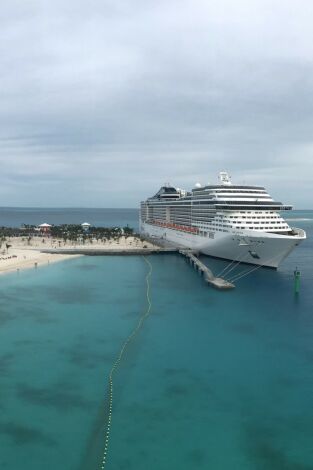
[
  {"left": 0, "top": 251, "right": 81, "bottom": 276},
  {"left": 0, "top": 236, "right": 164, "bottom": 276}
]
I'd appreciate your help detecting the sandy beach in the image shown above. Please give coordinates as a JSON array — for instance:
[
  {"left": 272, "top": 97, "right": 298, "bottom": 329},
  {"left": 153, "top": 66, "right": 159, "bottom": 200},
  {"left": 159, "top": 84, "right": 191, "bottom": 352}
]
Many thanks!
[
  {"left": 0, "top": 236, "right": 159, "bottom": 275},
  {"left": 0, "top": 247, "right": 79, "bottom": 276}
]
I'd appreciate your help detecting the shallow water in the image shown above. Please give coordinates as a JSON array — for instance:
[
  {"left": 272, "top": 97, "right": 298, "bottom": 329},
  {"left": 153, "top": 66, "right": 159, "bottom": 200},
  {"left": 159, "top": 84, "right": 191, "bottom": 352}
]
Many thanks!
[{"left": 0, "top": 215, "right": 312, "bottom": 469}]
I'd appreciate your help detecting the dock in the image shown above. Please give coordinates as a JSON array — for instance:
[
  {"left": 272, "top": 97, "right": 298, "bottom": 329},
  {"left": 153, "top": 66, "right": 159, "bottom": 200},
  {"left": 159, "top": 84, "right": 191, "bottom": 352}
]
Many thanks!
[
  {"left": 179, "top": 250, "right": 235, "bottom": 290},
  {"left": 40, "top": 247, "right": 177, "bottom": 256},
  {"left": 41, "top": 244, "right": 234, "bottom": 289}
]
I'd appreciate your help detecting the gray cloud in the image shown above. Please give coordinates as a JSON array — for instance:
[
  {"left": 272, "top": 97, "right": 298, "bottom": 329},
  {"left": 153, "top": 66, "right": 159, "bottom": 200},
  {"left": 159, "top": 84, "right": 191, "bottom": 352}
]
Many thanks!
[{"left": 0, "top": 0, "right": 312, "bottom": 207}]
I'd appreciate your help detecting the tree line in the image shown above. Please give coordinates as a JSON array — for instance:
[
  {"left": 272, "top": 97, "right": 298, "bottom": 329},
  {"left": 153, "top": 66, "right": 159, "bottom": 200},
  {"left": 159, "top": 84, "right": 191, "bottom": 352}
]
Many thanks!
[{"left": 0, "top": 224, "right": 135, "bottom": 245}]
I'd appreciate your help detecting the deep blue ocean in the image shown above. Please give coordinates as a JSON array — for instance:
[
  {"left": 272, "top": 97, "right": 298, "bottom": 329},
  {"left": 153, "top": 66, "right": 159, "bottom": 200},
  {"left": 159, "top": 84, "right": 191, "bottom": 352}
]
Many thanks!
[
  {"left": 0, "top": 210, "right": 312, "bottom": 469},
  {"left": 0, "top": 208, "right": 139, "bottom": 230}
]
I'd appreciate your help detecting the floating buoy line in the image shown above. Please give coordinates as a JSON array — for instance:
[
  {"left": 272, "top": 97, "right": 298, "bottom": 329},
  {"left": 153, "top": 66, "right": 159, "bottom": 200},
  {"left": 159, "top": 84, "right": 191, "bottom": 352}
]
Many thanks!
[{"left": 100, "top": 256, "right": 153, "bottom": 469}]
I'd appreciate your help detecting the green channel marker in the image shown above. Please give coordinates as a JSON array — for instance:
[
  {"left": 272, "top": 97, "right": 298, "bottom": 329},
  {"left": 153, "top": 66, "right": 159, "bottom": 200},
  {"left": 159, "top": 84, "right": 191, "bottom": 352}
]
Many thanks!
[{"left": 294, "top": 267, "right": 301, "bottom": 294}]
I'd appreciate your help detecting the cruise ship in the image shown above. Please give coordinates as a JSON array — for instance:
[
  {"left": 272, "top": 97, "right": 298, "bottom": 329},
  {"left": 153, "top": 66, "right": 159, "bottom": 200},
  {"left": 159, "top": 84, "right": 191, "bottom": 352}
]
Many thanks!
[{"left": 140, "top": 172, "right": 306, "bottom": 268}]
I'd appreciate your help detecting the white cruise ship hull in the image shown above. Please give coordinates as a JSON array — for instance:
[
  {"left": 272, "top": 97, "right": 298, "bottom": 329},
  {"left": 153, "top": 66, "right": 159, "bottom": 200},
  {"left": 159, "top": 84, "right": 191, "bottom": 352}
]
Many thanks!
[{"left": 141, "top": 222, "right": 305, "bottom": 268}]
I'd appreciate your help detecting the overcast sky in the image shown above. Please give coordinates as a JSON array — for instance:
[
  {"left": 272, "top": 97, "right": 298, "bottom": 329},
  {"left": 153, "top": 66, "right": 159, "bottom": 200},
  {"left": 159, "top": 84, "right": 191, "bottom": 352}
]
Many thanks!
[{"left": 0, "top": 0, "right": 312, "bottom": 207}]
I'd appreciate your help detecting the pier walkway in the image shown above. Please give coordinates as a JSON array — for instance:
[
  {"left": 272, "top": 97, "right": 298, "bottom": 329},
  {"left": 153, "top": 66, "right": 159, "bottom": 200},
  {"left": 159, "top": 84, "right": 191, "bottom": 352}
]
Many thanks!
[
  {"left": 40, "top": 247, "right": 176, "bottom": 256},
  {"left": 179, "top": 250, "right": 235, "bottom": 290}
]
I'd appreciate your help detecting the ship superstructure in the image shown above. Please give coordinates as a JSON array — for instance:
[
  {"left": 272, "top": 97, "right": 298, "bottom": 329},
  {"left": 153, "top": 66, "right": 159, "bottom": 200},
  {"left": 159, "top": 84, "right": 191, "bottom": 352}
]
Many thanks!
[{"left": 140, "top": 172, "right": 306, "bottom": 268}]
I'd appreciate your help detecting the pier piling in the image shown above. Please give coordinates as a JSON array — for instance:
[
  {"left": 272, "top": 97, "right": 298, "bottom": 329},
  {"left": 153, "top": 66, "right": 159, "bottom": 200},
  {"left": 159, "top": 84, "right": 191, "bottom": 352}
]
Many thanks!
[{"left": 179, "top": 250, "right": 235, "bottom": 290}]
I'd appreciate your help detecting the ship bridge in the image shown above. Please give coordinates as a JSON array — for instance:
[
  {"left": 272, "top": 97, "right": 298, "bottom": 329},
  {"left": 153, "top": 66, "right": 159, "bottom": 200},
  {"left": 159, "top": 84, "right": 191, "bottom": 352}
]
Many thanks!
[{"left": 149, "top": 185, "right": 181, "bottom": 201}]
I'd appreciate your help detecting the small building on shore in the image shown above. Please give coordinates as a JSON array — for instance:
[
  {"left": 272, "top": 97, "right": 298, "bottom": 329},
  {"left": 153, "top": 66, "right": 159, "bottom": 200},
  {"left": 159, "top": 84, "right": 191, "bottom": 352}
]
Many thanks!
[
  {"left": 38, "top": 223, "right": 52, "bottom": 235},
  {"left": 81, "top": 222, "right": 91, "bottom": 232}
]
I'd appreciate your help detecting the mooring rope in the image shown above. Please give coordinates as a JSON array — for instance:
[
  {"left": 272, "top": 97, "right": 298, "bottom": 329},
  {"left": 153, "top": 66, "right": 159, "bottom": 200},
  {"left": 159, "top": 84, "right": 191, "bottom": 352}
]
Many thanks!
[
  {"left": 227, "top": 263, "right": 265, "bottom": 283},
  {"left": 217, "top": 252, "right": 251, "bottom": 279},
  {"left": 100, "top": 256, "right": 153, "bottom": 469},
  {"left": 228, "top": 249, "right": 287, "bottom": 283},
  {"left": 216, "top": 252, "right": 245, "bottom": 278}
]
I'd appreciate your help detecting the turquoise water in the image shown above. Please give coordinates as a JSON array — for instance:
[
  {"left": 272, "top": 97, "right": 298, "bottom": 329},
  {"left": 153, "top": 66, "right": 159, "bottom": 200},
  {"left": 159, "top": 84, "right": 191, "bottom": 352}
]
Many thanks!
[{"left": 0, "top": 214, "right": 312, "bottom": 469}]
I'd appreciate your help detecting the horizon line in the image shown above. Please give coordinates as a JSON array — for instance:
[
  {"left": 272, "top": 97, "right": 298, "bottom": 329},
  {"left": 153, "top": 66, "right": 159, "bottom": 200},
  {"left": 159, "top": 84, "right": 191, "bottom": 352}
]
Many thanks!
[{"left": 0, "top": 206, "right": 139, "bottom": 210}]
